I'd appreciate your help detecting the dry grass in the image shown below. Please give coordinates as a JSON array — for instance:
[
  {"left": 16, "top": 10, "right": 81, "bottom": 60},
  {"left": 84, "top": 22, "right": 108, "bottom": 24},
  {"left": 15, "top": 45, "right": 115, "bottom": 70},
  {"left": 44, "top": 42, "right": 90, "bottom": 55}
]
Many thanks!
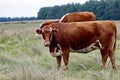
[{"left": 0, "top": 20, "right": 120, "bottom": 80}]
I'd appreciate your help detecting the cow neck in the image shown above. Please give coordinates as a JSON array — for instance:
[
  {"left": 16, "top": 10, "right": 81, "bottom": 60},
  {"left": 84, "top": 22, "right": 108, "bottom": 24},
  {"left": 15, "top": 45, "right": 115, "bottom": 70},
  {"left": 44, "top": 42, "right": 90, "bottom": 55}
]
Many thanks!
[{"left": 50, "top": 33, "right": 57, "bottom": 47}]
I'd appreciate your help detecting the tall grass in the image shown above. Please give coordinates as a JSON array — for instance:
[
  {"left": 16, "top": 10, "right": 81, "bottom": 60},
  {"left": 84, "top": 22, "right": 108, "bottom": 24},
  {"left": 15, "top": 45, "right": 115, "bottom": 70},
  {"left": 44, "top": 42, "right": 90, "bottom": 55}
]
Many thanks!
[{"left": 0, "top": 20, "right": 120, "bottom": 80}]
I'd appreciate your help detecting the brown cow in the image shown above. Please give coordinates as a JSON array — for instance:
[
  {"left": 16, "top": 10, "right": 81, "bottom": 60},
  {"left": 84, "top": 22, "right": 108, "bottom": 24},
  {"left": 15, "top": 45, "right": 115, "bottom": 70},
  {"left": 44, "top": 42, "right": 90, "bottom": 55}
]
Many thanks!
[
  {"left": 39, "top": 12, "right": 96, "bottom": 29},
  {"left": 59, "top": 12, "right": 96, "bottom": 22},
  {"left": 36, "top": 20, "right": 117, "bottom": 70}
]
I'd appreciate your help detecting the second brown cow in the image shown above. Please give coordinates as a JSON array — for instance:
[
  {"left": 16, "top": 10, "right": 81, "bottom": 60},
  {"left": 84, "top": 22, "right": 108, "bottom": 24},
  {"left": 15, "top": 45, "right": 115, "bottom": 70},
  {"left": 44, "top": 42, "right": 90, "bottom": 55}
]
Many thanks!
[
  {"left": 40, "top": 12, "right": 96, "bottom": 29},
  {"left": 59, "top": 12, "right": 96, "bottom": 22}
]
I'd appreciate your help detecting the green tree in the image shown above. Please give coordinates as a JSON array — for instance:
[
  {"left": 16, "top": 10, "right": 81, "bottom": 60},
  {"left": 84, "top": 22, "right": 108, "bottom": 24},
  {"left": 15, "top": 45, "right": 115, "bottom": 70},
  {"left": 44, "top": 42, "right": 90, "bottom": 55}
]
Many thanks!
[{"left": 37, "top": 0, "right": 120, "bottom": 20}]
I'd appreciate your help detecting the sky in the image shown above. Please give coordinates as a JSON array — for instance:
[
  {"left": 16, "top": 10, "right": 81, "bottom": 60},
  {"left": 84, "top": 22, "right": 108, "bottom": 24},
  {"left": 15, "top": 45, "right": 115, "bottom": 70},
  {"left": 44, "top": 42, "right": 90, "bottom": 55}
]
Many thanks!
[{"left": 0, "top": 0, "right": 89, "bottom": 17}]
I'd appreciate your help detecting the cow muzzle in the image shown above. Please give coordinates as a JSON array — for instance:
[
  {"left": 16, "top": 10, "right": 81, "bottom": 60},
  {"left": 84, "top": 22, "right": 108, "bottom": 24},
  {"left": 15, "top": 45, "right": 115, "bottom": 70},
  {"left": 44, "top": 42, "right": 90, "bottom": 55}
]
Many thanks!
[{"left": 44, "top": 41, "right": 50, "bottom": 47}]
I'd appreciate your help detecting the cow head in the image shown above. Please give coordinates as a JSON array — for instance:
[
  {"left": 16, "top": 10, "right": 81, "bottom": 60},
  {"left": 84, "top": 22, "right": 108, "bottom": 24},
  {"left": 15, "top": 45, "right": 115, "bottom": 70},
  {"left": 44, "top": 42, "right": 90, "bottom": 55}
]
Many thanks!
[{"left": 36, "top": 26, "right": 57, "bottom": 47}]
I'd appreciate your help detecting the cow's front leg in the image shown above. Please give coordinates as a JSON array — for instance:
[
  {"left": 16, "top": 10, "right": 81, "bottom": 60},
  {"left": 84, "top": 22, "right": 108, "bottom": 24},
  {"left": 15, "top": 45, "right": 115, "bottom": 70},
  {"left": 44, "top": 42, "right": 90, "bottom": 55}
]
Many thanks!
[
  {"left": 56, "top": 56, "right": 62, "bottom": 70},
  {"left": 62, "top": 48, "right": 69, "bottom": 70}
]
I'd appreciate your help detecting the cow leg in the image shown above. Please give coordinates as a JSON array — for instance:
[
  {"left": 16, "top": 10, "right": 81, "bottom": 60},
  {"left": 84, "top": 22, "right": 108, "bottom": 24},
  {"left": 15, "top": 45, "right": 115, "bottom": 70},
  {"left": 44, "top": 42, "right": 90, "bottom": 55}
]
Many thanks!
[
  {"left": 100, "top": 49, "right": 109, "bottom": 70},
  {"left": 109, "top": 51, "right": 116, "bottom": 69},
  {"left": 56, "top": 56, "right": 62, "bottom": 70},
  {"left": 108, "top": 36, "right": 116, "bottom": 69},
  {"left": 62, "top": 48, "right": 69, "bottom": 70}
]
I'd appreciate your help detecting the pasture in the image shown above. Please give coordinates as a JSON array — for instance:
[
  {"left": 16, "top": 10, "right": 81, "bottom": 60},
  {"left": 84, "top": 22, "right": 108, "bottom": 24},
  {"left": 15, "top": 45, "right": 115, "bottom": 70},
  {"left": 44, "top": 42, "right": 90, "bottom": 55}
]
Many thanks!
[{"left": 0, "top": 20, "right": 120, "bottom": 80}]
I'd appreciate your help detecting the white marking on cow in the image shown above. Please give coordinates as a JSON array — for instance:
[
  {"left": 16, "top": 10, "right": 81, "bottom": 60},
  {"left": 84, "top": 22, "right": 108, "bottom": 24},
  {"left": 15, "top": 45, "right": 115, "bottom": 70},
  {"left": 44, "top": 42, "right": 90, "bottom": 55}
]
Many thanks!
[
  {"left": 40, "top": 23, "right": 43, "bottom": 26},
  {"left": 40, "top": 23, "right": 43, "bottom": 27},
  {"left": 59, "top": 13, "right": 69, "bottom": 22},
  {"left": 41, "top": 29, "right": 44, "bottom": 33},
  {"left": 70, "top": 40, "right": 102, "bottom": 53},
  {"left": 50, "top": 44, "right": 63, "bottom": 57},
  {"left": 49, "top": 27, "right": 52, "bottom": 32},
  {"left": 50, "top": 40, "right": 102, "bottom": 57},
  {"left": 50, "top": 48, "right": 63, "bottom": 57},
  {"left": 97, "top": 40, "right": 102, "bottom": 49}
]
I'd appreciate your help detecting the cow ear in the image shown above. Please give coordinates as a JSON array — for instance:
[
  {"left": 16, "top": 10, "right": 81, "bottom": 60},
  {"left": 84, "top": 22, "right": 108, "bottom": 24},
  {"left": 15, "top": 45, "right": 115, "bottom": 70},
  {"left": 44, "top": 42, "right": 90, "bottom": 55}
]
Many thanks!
[
  {"left": 52, "top": 28, "right": 58, "bottom": 33},
  {"left": 36, "top": 29, "right": 42, "bottom": 34}
]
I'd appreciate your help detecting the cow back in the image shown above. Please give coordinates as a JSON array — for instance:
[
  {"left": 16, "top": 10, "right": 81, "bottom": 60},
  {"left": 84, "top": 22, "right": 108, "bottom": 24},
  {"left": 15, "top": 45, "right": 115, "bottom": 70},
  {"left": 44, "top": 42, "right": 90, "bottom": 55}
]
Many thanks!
[{"left": 59, "top": 12, "right": 96, "bottom": 22}]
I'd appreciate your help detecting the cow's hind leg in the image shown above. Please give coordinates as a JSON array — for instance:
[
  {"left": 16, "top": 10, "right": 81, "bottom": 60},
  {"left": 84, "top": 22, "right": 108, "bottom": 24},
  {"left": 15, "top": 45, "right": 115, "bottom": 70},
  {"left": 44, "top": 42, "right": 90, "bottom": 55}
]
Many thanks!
[
  {"left": 108, "top": 35, "right": 116, "bottom": 69},
  {"left": 109, "top": 50, "right": 116, "bottom": 69},
  {"left": 100, "top": 41, "right": 116, "bottom": 69},
  {"left": 100, "top": 49, "right": 109, "bottom": 70},
  {"left": 108, "top": 41, "right": 116, "bottom": 69}
]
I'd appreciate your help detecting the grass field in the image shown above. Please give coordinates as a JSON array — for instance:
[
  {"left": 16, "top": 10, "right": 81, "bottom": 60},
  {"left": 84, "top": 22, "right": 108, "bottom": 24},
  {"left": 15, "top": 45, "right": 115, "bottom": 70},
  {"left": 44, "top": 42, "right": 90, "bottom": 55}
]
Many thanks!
[{"left": 0, "top": 20, "right": 120, "bottom": 80}]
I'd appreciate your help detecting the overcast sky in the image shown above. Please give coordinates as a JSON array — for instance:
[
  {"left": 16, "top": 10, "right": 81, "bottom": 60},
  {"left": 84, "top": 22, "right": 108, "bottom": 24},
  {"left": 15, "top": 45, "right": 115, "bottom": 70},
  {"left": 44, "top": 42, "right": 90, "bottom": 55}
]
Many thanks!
[{"left": 0, "top": 0, "right": 89, "bottom": 17}]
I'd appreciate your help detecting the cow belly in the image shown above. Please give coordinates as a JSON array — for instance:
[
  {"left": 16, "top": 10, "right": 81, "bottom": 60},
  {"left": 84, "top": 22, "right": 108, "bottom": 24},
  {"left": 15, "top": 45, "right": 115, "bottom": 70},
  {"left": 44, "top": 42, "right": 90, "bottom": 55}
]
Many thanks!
[
  {"left": 50, "top": 40, "right": 102, "bottom": 57},
  {"left": 70, "top": 40, "right": 102, "bottom": 53}
]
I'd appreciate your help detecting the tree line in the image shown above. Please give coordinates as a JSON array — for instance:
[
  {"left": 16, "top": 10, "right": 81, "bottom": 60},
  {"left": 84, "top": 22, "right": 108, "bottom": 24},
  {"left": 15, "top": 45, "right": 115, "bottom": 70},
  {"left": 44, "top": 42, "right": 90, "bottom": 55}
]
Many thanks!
[
  {"left": 38, "top": 0, "right": 120, "bottom": 20},
  {"left": 0, "top": 17, "right": 37, "bottom": 22}
]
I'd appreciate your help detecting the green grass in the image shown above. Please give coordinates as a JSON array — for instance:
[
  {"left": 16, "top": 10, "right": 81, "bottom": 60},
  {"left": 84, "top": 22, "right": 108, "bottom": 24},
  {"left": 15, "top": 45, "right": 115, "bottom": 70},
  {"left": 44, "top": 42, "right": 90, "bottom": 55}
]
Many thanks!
[{"left": 0, "top": 20, "right": 120, "bottom": 80}]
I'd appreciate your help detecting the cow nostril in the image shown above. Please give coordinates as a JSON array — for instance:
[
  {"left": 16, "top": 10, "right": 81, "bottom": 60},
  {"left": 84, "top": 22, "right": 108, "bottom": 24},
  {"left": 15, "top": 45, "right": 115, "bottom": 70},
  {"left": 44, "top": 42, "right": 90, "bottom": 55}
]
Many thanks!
[{"left": 44, "top": 41, "right": 50, "bottom": 47}]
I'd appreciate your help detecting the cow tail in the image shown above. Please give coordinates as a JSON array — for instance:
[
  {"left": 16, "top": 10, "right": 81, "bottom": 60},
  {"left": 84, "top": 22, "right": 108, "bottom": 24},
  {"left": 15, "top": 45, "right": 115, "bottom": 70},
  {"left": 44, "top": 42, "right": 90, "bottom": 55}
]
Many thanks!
[
  {"left": 114, "top": 23, "right": 117, "bottom": 54},
  {"left": 110, "top": 21, "right": 117, "bottom": 55},
  {"left": 108, "top": 22, "right": 117, "bottom": 68},
  {"left": 112, "top": 21, "right": 117, "bottom": 56},
  {"left": 109, "top": 22, "right": 117, "bottom": 69}
]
